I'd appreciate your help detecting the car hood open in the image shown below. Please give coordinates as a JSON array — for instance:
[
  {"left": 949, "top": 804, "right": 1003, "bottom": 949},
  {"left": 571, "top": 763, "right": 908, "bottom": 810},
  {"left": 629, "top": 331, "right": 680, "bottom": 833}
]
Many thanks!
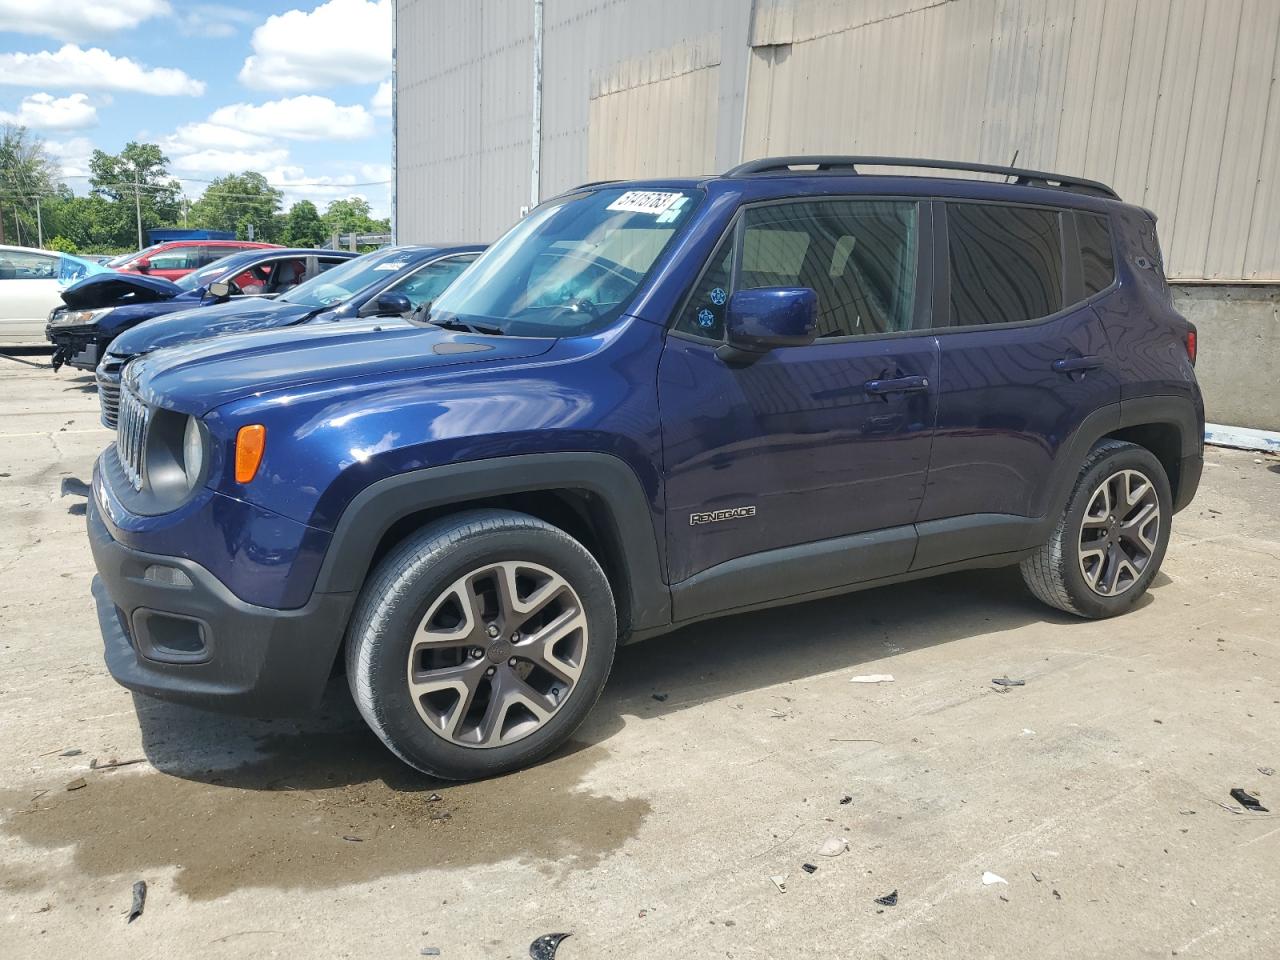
[
  {"left": 130, "top": 319, "right": 557, "bottom": 417},
  {"left": 60, "top": 271, "right": 183, "bottom": 309}
]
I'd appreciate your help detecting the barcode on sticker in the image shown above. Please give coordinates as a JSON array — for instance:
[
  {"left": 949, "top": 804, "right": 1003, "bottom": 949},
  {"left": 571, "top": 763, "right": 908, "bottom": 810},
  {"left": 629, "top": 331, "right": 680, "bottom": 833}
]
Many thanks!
[{"left": 606, "top": 191, "right": 684, "bottom": 215}]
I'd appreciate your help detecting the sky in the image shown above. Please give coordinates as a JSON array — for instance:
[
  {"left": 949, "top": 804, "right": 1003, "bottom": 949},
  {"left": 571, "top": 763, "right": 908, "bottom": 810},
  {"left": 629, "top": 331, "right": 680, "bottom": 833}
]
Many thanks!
[{"left": 0, "top": 0, "right": 393, "bottom": 217}]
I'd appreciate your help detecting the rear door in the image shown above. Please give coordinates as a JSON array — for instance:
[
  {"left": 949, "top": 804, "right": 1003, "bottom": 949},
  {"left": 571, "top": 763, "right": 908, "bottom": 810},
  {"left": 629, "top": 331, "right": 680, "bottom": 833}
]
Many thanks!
[
  {"left": 915, "top": 200, "right": 1121, "bottom": 567},
  {"left": 0, "top": 250, "right": 60, "bottom": 339},
  {"left": 659, "top": 197, "right": 939, "bottom": 616}
]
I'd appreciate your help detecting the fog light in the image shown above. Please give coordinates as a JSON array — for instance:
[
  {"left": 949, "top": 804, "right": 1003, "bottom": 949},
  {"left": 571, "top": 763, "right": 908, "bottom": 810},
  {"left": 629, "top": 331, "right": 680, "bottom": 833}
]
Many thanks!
[{"left": 143, "top": 564, "right": 192, "bottom": 587}]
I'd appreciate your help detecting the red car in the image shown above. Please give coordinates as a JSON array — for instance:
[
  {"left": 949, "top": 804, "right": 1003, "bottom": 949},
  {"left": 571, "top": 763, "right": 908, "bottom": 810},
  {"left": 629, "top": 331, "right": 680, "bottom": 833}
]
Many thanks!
[{"left": 109, "top": 240, "right": 279, "bottom": 282}]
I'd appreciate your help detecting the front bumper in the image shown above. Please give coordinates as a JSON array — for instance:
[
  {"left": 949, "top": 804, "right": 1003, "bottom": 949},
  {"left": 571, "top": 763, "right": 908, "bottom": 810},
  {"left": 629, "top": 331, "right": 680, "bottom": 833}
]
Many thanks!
[
  {"left": 46, "top": 324, "right": 108, "bottom": 371},
  {"left": 88, "top": 492, "right": 353, "bottom": 717}
]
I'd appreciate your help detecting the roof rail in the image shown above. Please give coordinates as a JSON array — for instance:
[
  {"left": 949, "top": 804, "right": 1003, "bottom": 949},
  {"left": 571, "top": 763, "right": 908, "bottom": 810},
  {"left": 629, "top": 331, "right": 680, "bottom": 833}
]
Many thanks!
[{"left": 722, "top": 156, "right": 1119, "bottom": 200}]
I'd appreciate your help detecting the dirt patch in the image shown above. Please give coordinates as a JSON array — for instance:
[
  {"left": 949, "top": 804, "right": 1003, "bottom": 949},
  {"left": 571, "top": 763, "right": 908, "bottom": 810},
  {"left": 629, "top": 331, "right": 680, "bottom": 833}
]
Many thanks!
[{"left": 0, "top": 729, "right": 647, "bottom": 900}]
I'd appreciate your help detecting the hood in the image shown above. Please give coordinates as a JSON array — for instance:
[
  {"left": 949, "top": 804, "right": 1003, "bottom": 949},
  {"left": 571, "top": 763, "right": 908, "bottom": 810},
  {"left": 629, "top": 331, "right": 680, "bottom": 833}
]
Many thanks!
[
  {"left": 109, "top": 297, "right": 314, "bottom": 358},
  {"left": 131, "top": 319, "right": 557, "bottom": 417},
  {"left": 60, "top": 270, "right": 183, "bottom": 308}
]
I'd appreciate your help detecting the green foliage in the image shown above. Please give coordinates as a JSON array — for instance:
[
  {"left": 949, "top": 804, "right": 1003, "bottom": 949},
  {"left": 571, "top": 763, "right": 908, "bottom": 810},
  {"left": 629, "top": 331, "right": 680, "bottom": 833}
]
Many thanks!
[
  {"left": 0, "top": 124, "right": 60, "bottom": 245},
  {"left": 88, "top": 141, "right": 183, "bottom": 248},
  {"left": 280, "top": 200, "right": 327, "bottom": 248},
  {"left": 44, "top": 235, "right": 79, "bottom": 254},
  {"left": 189, "top": 171, "right": 284, "bottom": 241},
  {"left": 322, "top": 196, "right": 391, "bottom": 242}
]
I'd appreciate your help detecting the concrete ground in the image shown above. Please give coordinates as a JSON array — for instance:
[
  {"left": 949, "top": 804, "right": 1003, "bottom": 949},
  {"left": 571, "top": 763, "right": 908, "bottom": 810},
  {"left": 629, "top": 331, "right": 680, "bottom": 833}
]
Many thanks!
[{"left": 1, "top": 352, "right": 1277, "bottom": 960}]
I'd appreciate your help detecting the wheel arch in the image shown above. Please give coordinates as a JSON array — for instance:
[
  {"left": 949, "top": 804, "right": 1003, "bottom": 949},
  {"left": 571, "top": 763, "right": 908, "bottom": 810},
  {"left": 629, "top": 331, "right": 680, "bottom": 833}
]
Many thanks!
[{"left": 312, "top": 452, "right": 672, "bottom": 638}]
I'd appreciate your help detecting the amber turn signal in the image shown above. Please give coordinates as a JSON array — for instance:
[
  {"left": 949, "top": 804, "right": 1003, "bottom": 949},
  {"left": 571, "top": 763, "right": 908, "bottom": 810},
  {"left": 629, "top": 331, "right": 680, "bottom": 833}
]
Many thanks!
[{"left": 235, "top": 424, "right": 266, "bottom": 483}]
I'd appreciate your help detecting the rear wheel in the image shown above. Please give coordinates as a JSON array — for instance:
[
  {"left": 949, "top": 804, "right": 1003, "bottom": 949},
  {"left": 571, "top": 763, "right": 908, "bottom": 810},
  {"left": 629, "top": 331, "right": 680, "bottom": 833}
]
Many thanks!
[
  {"left": 346, "top": 509, "right": 616, "bottom": 779},
  {"left": 1021, "top": 440, "right": 1172, "bottom": 618}
]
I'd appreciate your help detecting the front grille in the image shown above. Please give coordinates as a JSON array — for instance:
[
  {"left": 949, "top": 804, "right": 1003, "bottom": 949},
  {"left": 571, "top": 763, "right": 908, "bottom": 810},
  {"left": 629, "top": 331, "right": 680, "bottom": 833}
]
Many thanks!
[
  {"left": 97, "top": 360, "right": 122, "bottom": 428},
  {"left": 115, "top": 387, "right": 150, "bottom": 490}
]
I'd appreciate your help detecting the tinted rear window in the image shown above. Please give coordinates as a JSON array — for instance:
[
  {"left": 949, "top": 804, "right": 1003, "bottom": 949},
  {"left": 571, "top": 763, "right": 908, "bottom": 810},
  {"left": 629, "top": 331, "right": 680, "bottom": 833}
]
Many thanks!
[
  {"left": 948, "top": 203, "right": 1063, "bottom": 326},
  {"left": 1076, "top": 212, "right": 1115, "bottom": 297}
]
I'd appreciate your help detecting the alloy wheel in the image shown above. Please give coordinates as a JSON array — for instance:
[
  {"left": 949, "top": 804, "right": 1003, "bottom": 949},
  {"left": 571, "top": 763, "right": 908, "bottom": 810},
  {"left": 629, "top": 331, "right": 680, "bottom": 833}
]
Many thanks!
[
  {"left": 1077, "top": 469, "right": 1161, "bottom": 597},
  {"left": 405, "top": 560, "right": 589, "bottom": 748}
]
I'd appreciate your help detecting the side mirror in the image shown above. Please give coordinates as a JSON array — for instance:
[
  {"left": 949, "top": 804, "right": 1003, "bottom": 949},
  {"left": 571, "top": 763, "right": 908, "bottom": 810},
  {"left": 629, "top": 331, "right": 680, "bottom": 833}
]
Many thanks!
[
  {"left": 372, "top": 292, "right": 412, "bottom": 316},
  {"left": 716, "top": 287, "right": 817, "bottom": 364},
  {"left": 207, "top": 280, "right": 232, "bottom": 299},
  {"left": 134, "top": 257, "right": 151, "bottom": 272}
]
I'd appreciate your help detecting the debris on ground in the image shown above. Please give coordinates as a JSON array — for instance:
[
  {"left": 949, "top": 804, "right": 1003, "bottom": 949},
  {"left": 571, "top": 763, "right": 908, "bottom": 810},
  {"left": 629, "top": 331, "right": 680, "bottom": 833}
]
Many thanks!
[
  {"left": 90, "top": 757, "right": 146, "bottom": 771},
  {"left": 342, "top": 835, "right": 364, "bottom": 842},
  {"left": 991, "top": 677, "right": 1025, "bottom": 687},
  {"left": 770, "top": 875, "right": 788, "bottom": 893},
  {"left": 839, "top": 795, "right": 853, "bottom": 805},
  {"left": 59, "top": 476, "right": 90, "bottom": 498},
  {"left": 1052, "top": 889, "right": 1062, "bottom": 900},
  {"left": 1031, "top": 872, "right": 1042, "bottom": 882},
  {"left": 874, "top": 890, "right": 898, "bottom": 907},
  {"left": 427, "top": 793, "right": 443, "bottom": 802},
  {"left": 1259, "top": 767, "right": 1275, "bottom": 777},
  {"left": 420, "top": 948, "right": 441, "bottom": 957},
  {"left": 127, "top": 881, "right": 147, "bottom": 923},
  {"left": 849, "top": 674, "right": 894, "bottom": 684},
  {"left": 65, "top": 777, "right": 86, "bottom": 791},
  {"left": 651, "top": 692, "right": 669, "bottom": 702},
  {"left": 529, "top": 933, "right": 571, "bottom": 960},
  {"left": 817, "top": 837, "right": 849, "bottom": 857},
  {"left": 982, "top": 871, "right": 1008, "bottom": 885},
  {"left": 801, "top": 863, "right": 817, "bottom": 874},
  {"left": 59, "top": 748, "right": 82, "bottom": 757},
  {"left": 1229, "top": 788, "right": 1269, "bottom": 812}
]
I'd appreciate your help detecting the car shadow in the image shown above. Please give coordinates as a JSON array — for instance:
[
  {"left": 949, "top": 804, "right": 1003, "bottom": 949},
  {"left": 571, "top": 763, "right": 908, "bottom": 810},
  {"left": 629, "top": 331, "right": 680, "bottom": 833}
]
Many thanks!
[{"left": 123, "top": 564, "right": 1123, "bottom": 790}]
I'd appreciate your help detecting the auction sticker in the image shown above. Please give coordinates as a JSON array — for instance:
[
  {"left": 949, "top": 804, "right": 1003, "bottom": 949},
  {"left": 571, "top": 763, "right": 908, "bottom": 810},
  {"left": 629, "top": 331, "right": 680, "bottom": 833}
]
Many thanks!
[{"left": 606, "top": 191, "right": 685, "bottom": 215}]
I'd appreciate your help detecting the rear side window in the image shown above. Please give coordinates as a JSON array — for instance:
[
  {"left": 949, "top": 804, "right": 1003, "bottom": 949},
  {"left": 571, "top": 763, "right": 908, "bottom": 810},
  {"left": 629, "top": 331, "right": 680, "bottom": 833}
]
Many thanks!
[
  {"left": 1075, "top": 212, "right": 1115, "bottom": 296},
  {"left": 947, "top": 203, "right": 1063, "bottom": 326}
]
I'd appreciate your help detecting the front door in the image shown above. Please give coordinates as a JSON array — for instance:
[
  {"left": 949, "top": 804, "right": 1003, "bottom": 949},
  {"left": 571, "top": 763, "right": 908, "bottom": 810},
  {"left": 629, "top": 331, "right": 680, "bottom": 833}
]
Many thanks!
[{"left": 659, "top": 197, "right": 939, "bottom": 618}]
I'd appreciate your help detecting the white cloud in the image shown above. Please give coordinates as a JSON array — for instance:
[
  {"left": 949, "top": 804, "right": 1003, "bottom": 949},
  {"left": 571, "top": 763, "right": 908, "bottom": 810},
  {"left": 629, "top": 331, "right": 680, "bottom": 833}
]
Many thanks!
[
  {"left": 170, "top": 147, "right": 292, "bottom": 175},
  {"left": 174, "top": 3, "right": 259, "bottom": 38},
  {"left": 45, "top": 137, "right": 96, "bottom": 180},
  {"left": 263, "top": 165, "right": 389, "bottom": 219},
  {"left": 371, "top": 80, "right": 391, "bottom": 118},
  {"left": 0, "top": 92, "right": 98, "bottom": 131},
  {"left": 162, "top": 121, "right": 273, "bottom": 154},
  {"left": 0, "top": 44, "right": 205, "bottom": 96},
  {"left": 239, "top": 0, "right": 390, "bottom": 92},
  {"left": 0, "top": 0, "right": 171, "bottom": 42},
  {"left": 209, "top": 96, "right": 375, "bottom": 141}
]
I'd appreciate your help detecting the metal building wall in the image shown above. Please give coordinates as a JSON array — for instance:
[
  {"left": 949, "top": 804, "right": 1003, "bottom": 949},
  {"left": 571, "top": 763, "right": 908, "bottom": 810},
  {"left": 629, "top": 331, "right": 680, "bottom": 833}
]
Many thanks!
[
  {"left": 396, "top": 0, "right": 1280, "bottom": 281},
  {"left": 744, "top": 0, "right": 1280, "bottom": 281}
]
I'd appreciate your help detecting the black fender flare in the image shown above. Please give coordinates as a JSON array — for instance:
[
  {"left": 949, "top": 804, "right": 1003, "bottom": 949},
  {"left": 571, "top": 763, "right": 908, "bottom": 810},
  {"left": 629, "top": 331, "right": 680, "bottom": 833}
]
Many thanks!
[{"left": 311, "top": 452, "right": 672, "bottom": 633}]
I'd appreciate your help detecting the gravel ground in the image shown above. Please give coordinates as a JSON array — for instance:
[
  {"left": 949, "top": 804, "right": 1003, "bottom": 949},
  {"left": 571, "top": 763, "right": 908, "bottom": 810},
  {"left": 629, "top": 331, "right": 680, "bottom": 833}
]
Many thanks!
[{"left": 2, "top": 353, "right": 1277, "bottom": 959}]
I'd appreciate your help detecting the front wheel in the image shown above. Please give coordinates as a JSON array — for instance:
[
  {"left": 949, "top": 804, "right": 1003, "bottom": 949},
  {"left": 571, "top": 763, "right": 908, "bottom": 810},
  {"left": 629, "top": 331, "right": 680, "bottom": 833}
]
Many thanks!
[
  {"left": 345, "top": 509, "right": 617, "bottom": 779},
  {"left": 1021, "top": 439, "right": 1172, "bottom": 619}
]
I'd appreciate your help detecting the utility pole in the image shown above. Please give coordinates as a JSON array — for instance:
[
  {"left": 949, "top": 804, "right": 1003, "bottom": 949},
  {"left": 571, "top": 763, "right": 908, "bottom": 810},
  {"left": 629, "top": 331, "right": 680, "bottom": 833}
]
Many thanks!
[
  {"left": 134, "top": 169, "right": 143, "bottom": 250},
  {"left": 35, "top": 196, "right": 43, "bottom": 248}
]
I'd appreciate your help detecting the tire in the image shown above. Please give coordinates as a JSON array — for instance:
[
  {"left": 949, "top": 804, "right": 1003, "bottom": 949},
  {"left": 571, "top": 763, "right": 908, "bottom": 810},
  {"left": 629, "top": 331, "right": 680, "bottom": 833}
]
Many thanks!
[
  {"left": 345, "top": 509, "right": 617, "bottom": 780},
  {"left": 1020, "top": 439, "right": 1172, "bottom": 619}
]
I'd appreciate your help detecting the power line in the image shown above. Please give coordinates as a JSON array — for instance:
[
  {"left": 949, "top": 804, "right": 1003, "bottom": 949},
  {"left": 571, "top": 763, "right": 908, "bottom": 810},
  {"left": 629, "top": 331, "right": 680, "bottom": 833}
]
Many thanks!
[{"left": 59, "top": 174, "right": 393, "bottom": 189}]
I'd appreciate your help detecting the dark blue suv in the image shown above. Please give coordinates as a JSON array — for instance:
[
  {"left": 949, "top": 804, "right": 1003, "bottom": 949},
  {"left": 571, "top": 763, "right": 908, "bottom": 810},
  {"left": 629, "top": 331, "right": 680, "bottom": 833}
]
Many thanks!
[{"left": 87, "top": 157, "right": 1203, "bottom": 780}]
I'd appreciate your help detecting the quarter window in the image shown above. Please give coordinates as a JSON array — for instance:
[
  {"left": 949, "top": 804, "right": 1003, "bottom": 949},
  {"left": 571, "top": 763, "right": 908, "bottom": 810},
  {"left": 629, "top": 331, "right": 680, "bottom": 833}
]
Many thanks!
[
  {"left": 1076, "top": 212, "right": 1115, "bottom": 297},
  {"left": 674, "top": 231, "right": 733, "bottom": 339},
  {"left": 947, "top": 203, "right": 1064, "bottom": 326}
]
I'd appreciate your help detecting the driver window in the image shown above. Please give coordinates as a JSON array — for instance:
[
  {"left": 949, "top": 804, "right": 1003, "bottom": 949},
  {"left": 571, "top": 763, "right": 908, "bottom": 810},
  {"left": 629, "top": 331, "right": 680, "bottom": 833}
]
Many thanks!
[{"left": 383, "top": 256, "right": 477, "bottom": 308}]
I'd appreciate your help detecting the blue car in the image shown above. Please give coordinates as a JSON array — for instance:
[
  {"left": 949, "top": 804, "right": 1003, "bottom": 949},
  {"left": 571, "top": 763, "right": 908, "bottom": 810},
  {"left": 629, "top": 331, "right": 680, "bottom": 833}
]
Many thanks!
[
  {"left": 94, "top": 244, "right": 484, "bottom": 426},
  {"left": 86, "top": 156, "right": 1202, "bottom": 780},
  {"left": 46, "top": 247, "right": 358, "bottom": 371}
]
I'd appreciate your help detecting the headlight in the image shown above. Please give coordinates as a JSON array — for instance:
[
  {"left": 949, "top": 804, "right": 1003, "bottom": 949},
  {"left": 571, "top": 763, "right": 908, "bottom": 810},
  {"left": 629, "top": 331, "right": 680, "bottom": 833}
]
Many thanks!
[
  {"left": 51, "top": 307, "right": 112, "bottom": 327},
  {"left": 182, "top": 416, "right": 205, "bottom": 490}
]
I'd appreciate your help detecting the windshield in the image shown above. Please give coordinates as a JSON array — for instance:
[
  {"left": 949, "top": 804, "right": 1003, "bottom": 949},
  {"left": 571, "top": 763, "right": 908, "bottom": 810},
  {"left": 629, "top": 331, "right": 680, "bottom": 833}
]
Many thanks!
[
  {"left": 174, "top": 253, "right": 254, "bottom": 292},
  {"left": 429, "top": 187, "right": 702, "bottom": 337},
  {"left": 279, "top": 247, "right": 413, "bottom": 308},
  {"left": 106, "top": 243, "right": 160, "bottom": 268}
]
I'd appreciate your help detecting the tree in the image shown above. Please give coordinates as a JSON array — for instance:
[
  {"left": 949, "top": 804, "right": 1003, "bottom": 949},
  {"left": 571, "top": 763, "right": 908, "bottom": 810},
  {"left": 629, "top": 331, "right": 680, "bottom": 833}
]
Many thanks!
[
  {"left": 190, "top": 171, "right": 284, "bottom": 241},
  {"left": 89, "top": 141, "right": 182, "bottom": 249},
  {"left": 280, "top": 200, "right": 326, "bottom": 247},
  {"left": 0, "top": 124, "right": 60, "bottom": 245},
  {"left": 322, "top": 196, "right": 390, "bottom": 242}
]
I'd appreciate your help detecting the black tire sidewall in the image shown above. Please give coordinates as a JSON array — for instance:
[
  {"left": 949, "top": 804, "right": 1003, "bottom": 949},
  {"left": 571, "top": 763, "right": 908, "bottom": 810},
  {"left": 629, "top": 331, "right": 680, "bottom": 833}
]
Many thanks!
[
  {"left": 1059, "top": 445, "right": 1172, "bottom": 618},
  {"left": 359, "top": 520, "right": 616, "bottom": 780}
]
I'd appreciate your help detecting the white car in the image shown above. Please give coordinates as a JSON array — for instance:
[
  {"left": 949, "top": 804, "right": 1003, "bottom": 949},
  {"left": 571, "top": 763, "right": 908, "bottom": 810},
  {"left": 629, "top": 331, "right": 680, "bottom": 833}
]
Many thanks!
[{"left": 0, "top": 245, "right": 111, "bottom": 345}]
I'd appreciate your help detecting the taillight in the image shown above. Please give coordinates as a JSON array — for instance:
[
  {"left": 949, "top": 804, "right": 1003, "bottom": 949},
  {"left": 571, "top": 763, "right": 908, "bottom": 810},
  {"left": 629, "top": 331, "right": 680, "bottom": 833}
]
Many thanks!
[{"left": 1185, "top": 326, "right": 1197, "bottom": 365}]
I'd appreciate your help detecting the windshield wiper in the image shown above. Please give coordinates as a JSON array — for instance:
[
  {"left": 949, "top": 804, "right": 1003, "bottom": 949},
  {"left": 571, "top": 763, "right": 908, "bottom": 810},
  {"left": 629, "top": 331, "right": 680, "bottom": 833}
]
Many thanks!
[{"left": 428, "top": 316, "right": 505, "bottom": 336}]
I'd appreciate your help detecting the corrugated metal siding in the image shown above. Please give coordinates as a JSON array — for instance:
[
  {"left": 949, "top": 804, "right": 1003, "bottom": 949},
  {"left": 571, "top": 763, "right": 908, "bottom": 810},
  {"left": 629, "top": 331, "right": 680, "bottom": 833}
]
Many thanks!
[
  {"left": 397, "top": 0, "right": 1280, "bottom": 279},
  {"left": 742, "top": 0, "right": 1280, "bottom": 280}
]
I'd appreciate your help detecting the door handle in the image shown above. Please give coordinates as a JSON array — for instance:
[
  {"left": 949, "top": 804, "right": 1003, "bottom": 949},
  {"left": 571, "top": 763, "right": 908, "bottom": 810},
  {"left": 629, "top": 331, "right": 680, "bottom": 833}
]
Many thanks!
[
  {"left": 865, "top": 375, "right": 930, "bottom": 396},
  {"left": 1051, "top": 355, "right": 1102, "bottom": 373}
]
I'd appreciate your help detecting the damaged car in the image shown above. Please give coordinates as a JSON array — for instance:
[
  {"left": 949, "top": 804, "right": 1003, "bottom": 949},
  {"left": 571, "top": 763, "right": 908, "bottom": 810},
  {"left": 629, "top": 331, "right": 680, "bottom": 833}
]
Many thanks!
[
  {"left": 46, "top": 248, "right": 358, "bottom": 372},
  {"left": 94, "top": 244, "right": 484, "bottom": 426}
]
